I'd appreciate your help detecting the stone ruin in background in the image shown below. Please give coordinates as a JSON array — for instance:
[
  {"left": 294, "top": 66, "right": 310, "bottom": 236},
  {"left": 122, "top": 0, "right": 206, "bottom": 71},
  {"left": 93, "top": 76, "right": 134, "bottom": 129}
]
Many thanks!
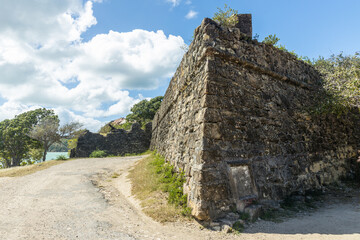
[
  {"left": 150, "top": 14, "right": 360, "bottom": 220},
  {"left": 71, "top": 122, "right": 152, "bottom": 158}
]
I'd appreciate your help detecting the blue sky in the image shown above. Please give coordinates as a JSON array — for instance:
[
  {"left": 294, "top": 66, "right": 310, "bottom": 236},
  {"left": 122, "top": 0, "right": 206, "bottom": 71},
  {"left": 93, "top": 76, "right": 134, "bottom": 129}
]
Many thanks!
[
  {"left": 85, "top": 0, "right": 360, "bottom": 58},
  {"left": 0, "top": 0, "right": 359, "bottom": 131}
]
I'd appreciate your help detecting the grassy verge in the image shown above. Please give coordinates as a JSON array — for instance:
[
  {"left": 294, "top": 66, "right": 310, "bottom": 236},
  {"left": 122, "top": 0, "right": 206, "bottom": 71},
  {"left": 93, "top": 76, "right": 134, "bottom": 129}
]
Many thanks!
[
  {"left": 0, "top": 159, "right": 69, "bottom": 177},
  {"left": 123, "top": 150, "right": 152, "bottom": 157},
  {"left": 128, "top": 152, "right": 191, "bottom": 222},
  {"left": 89, "top": 149, "right": 152, "bottom": 158}
]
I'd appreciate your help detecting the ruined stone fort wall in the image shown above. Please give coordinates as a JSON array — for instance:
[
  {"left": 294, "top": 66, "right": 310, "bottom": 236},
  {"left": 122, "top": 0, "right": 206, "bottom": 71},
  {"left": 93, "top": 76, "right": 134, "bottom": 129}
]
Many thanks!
[
  {"left": 151, "top": 18, "right": 360, "bottom": 220},
  {"left": 72, "top": 122, "right": 152, "bottom": 158}
]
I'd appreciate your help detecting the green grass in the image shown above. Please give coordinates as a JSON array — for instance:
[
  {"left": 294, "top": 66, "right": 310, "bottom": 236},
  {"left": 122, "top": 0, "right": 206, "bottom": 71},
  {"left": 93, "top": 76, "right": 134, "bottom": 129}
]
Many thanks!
[
  {"left": 111, "top": 172, "right": 120, "bottom": 178},
  {"left": 90, "top": 149, "right": 152, "bottom": 158},
  {"left": 123, "top": 150, "right": 152, "bottom": 157},
  {"left": 89, "top": 150, "right": 107, "bottom": 158},
  {"left": 232, "top": 221, "right": 245, "bottom": 233},
  {"left": 128, "top": 151, "right": 191, "bottom": 222},
  {"left": 238, "top": 212, "right": 250, "bottom": 221},
  {"left": 55, "top": 154, "right": 68, "bottom": 160}
]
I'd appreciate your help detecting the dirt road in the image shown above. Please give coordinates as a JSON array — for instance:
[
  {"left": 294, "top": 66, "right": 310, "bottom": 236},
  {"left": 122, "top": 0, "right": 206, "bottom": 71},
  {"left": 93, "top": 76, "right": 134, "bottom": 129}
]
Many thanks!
[{"left": 0, "top": 156, "right": 359, "bottom": 240}]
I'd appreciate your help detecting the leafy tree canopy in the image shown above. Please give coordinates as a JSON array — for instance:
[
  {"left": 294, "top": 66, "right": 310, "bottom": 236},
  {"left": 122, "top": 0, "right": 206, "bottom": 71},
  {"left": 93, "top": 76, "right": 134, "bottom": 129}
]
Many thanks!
[
  {"left": 29, "top": 116, "right": 61, "bottom": 162},
  {"left": 125, "top": 96, "right": 164, "bottom": 126},
  {"left": 262, "top": 35, "right": 359, "bottom": 115},
  {"left": 0, "top": 108, "right": 54, "bottom": 167},
  {"left": 30, "top": 117, "right": 84, "bottom": 162},
  {"left": 0, "top": 108, "right": 83, "bottom": 167},
  {"left": 98, "top": 96, "right": 163, "bottom": 134},
  {"left": 313, "top": 52, "right": 360, "bottom": 115}
]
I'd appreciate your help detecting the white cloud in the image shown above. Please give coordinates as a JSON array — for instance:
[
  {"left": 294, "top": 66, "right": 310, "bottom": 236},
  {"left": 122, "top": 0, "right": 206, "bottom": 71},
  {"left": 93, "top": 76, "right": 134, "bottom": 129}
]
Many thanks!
[
  {"left": 166, "top": 0, "right": 181, "bottom": 7},
  {"left": 0, "top": 0, "right": 185, "bottom": 131},
  {"left": 0, "top": 101, "right": 43, "bottom": 121},
  {"left": 55, "top": 107, "right": 103, "bottom": 132},
  {"left": 185, "top": 10, "right": 198, "bottom": 19},
  {"left": 70, "top": 29, "right": 184, "bottom": 90}
]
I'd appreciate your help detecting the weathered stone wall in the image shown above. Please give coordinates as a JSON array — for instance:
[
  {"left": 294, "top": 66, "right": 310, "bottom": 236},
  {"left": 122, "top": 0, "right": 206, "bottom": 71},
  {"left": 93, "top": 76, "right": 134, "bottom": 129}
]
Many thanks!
[
  {"left": 235, "top": 14, "right": 252, "bottom": 37},
  {"left": 72, "top": 122, "right": 152, "bottom": 158},
  {"left": 151, "top": 17, "right": 360, "bottom": 220}
]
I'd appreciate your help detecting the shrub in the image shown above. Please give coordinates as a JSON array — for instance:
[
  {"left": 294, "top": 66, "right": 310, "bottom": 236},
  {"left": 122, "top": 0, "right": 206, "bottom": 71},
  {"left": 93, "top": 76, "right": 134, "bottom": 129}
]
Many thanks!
[
  {"left": 56, "top": 154, "right": 68, "bottom": 160},
  {"left": 212, "top": 4, "right": 239, "bottom": 27},
  {"left": 313, "top": 52, "right": 360, "bottom": 115},
  {"left": 20, "top": 159, "right": 35, "bottom": 166},
  {"left": 89, "top": 150, "right": 107, "bottom": 158},
  {"left": 263, "top": 34, "right": 280, "bottom": 46},
  {"left": 232, "top": 221, "right": 245, "bottom": 232}
]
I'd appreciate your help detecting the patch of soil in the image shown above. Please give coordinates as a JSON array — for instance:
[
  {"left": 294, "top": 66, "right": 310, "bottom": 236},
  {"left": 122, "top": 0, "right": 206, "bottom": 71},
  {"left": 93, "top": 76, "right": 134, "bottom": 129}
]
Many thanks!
[{"left": 96, "top": 164, "right": 360, "bottom": 240}]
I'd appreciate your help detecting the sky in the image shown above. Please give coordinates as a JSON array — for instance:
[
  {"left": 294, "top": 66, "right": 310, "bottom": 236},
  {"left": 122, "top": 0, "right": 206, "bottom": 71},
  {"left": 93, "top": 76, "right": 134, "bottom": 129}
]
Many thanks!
[{"left": 0, "top": 0, "right": 359, "bottom": 132}]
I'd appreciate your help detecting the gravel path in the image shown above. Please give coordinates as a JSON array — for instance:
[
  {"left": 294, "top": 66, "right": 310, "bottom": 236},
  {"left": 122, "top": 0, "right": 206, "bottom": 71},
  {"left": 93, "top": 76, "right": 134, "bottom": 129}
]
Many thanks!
[{"left": 1, "top": 156, "right": 360, "bottom": 240}]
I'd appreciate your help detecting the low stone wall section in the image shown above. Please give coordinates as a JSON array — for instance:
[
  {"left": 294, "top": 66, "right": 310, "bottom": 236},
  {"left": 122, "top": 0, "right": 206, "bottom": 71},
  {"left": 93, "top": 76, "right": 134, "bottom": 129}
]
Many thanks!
[{"left": 71, "top": 122, "right": 152, "bottom": 158}]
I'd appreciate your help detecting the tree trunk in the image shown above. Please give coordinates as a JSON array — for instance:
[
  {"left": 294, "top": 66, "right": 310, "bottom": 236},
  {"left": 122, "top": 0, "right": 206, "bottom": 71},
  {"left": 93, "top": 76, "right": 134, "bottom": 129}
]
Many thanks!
[
  {"left": 5, "top": 159, "right": 10, "bottom": 168},
  {"left": 11, "top": 156, "right": 21, "bottom": 167},
  {"left": 42, "top": 148, "right": 48, "bottom": 162},
  {"left": 2, "top": 158, "right": 11, "bottom": 168}
]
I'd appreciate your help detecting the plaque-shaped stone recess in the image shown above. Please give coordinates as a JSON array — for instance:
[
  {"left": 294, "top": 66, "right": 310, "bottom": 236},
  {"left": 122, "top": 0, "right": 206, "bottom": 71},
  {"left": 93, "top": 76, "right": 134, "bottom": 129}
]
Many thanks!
[{"left": 227, "top": 164, "right": 257, "bottom": 211}]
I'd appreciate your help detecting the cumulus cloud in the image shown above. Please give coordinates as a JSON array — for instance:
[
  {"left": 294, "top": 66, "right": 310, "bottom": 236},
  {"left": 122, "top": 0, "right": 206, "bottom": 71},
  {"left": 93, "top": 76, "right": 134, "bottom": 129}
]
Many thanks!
[
  {"left": 185, "top": 10, "right": 198, "bottom": 19},
  {"left": 71, "top": 29, "right": 184, "bottom": 90},
  {"left": 0, "top": 0, "right": 185, "bottom": 131}
]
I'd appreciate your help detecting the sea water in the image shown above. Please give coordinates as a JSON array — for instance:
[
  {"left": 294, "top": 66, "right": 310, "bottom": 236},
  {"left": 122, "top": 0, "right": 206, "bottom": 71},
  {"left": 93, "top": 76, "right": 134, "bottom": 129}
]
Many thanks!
[{"left": 45, "top": 152, "right": 69, "bottom": 161}]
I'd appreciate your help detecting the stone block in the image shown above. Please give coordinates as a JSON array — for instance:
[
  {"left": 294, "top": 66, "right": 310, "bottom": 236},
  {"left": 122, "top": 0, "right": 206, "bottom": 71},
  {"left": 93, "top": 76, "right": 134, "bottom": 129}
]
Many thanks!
[
  {"left": 244, "top": 205, "right": 263, "bottom": 222},
  {"left": 235, "top": 14, "right": 252, "bottom": 37}
]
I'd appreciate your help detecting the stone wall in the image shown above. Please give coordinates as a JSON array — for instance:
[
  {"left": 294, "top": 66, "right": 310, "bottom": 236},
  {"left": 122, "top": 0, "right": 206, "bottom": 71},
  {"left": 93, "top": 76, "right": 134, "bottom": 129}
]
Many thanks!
[
  {"left": 71, "top": 122, "right": 152, "bottom": 158},
  {"left": 150, "top": 17, "right": 360, "bottom": 220}
]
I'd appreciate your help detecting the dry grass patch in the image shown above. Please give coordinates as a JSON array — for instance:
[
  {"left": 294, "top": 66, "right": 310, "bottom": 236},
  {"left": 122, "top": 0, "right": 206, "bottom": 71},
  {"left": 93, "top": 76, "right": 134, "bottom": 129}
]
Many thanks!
[
  {"left": 0, "top": 160, "right": 69, "bottom": 177},
  {"left": 128, "top": 153, "right": 191, "bottom": 223}
]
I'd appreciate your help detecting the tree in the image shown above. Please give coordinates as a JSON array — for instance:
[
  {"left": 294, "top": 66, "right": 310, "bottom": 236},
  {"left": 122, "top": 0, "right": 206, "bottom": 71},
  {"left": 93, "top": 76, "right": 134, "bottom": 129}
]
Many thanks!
[
  {"left": 0, "top": 108, "right": 53, "bottom": 167},
  {"left": 313, "top": 52, "right": 360, "bottom": 115},
  {"left": 98, "top": 96, "right": 164, "bottom": 134},
  {"left": 0, "top": 108, "right": 83, "bottom": 167},
  {"left": 59, "top": 122, "right": 84, "bottom": 139},
  {"left": 29, "top": 118, "right": 83, "bottom": 162},
  {"left": 60, "top": 122, "right": 85, "bottom": 155},
  {"left": 29, "top": 116, "right": 61, "bottom": 162},
  {"left": 212, "top": 4, "right": 239, "bottom": 27},
  {"left": 126, "top": 96, "right": 164, "bottom": 126}
]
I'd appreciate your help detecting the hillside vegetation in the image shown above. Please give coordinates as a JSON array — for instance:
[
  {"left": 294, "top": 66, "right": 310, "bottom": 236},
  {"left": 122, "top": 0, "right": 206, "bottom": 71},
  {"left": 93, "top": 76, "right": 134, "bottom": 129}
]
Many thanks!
[{"left": 99, "top": 96, "right": 163, "bottom": 134}]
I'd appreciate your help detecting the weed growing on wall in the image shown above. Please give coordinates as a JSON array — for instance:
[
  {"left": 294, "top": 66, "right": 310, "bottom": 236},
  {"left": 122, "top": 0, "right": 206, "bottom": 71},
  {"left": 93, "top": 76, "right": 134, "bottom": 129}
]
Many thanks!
[{"left": 212, "top": 4, "right": 239, "bottom": 27}]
